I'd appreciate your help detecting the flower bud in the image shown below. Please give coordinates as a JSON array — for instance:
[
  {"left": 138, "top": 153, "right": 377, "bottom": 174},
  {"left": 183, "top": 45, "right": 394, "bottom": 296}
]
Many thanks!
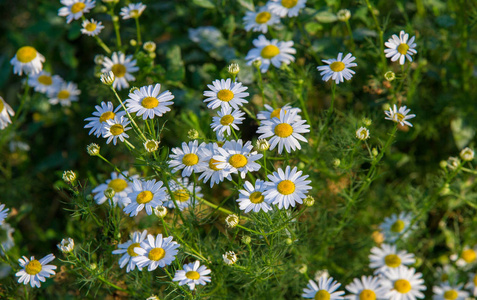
[
  {"left": 62, "top": 170, "right": 76, "bottom": 183},
  {"left": 384, "top": 71, "right": 396, "bottom": 82},
  {"left": 303, "top": 195, "right": 315, "bottom": 207},
  {"left": 130, "top": 39, "right": 137, "bottom": 47},
  {"left": 86, "top": 143, "right": 100, "bottom": 156},
  {"left": 144, "top": 140, "right": 160, "bottom": 152},
  {"left": 94, "top": 54, "right": 105, "bottom": 65},
  {"left": 143, "top": 41, "right": 156, "bottom": 52},
  {"left": 460, "top": 147, "right": 474, "bottom": 161},
  {"left": 255, "top": 139, "right": 270, "bottom": 151},
  {"left": 337, "top": 9, "right": 351, "bottom": 22},
  {"left": 57, "top": 238, "right": 75, "bottom": 253},
  {"left": 228, "top": 63, "right": 240, "bottom": 76},
  {"left": 104, "top": 187, "right": 115, "bottom": 199},
  {"left": 154, "top": 206, "right": 167, "bottom": 218},
  {"left": 372, "top": 148, "right": 378, "bottom": 157},
  {"left": 439, "top": 160, "right": 448, "bottom": 169},
  {"left": 100, "top": 71, "right": 115, "bottom": 86},
  {"left": 252, "top": 59, "right": 262, "bottom": 68},
  {"left": 188, "top": 129, "right": 199, "bottom": 140},
  {"left": 333, "top": 158, "right": 341, "bottom": 167},
  {"left": 356, "top": 127, "right": 370, "bottom": 140},
  {"left": 298, "top": 264, "right": 308, "bottom": 274},
  {"left": 225, "top": 214, "right": 239, "bottom": 228},
  {"left": 222, "top": 251, "right": 237, "bottom": 265},
  {"left": 241, "top": 235, "right": 251, "bottom": 245},
  {"left": 362, "top": 117, "right": 372, "bottom": 126}
]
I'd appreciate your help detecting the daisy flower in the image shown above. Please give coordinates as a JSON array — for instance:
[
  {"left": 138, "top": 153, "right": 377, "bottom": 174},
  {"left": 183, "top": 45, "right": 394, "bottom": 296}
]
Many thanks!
[
  {"left": 48, "top": 81, "right": 81, "bottom": 107},
  {"left": 10, "top": 46, "right": 45, "bottom": 76},
  {"left": 380, "top": 266, "right": 426, "bottom": 300},
  {"left": 203, "top": 78, "right": 249, "bottom": 110},
  {"left": 125, "top": 83, "right": 174, "bottom": 120},
  {"left": 133, "top": 234, "right": 180, "bottom": 271},
  {"left": 256, "top": 104, "right": 301, "bottom": 121},
  {"left": 57, "top": 237, "right": 75, "bottom": 254},
  {"left": 223, "top": 251, "right": 237, "bottom": 265},
  {"left": 101, "top": 52, "right": 139, "bottom": 90},
  {"left": 433, "top": 283, "right": 468, "bottom": 300},
  {"left": 28, "top": 71, "right": 63, "bottom": 94},
  {"left": 237, "top": 180, "right": 272, "bottom": 213},
  {"left": 81, "top": 19, "right": 104, "bottom": 36},
  {"left": 102, "top": 116, "right": 131, "bottom": 145},
  {"left": 268, "top": 0, "right": 307, "bottom": 18},
  {"left": 112, "top": 230, "right": 147, "bottom": 273},
  {"left": 0, "top": 97, "right": 15, "bottom": 130},
  {"left": 384, "top": 30, "right": 417, "bottom": 65},
  {"left": 385, "top": 104, "right": 416, "bottom": 127},
  {"left": 345, "top": 275, "right": 387, "bottom": 300},
  {"left": 173, "top": 261, "right": 211, "bottom": 290},
  {"left": 455, "top": 245, "right": 477, "bottom": 267},
  {"left": 92, "top": 171, "right": 136, "bottom": 207},
  {"left": 465, "top": 273, "right": 477, "bottom": 296},
  {"left": 369, "top": 243, "right": 416, "bottom": 274},
  {"left": 302, "top": 276, "right": 345, "bottom": 299},
  {"left": 196, "top": 142, "right": 232, "bottom": 188},
  {"left": 58, "top": 0, "right": 96, "bottom": 24},
  {"left": 263, "top": 166, "right": 312, "bottom": 209},
  {"left": 245, "top": 35, "right": 296, "bottom": 73},
  {"left": 168, "top": 140, "right": 204, "bottom": 177},
  {"left": 15, "top": 254, "right": 57, "bottom": 288},
  {"left": 0, "top": 204, "right": 9, "bottom": 225},
  {"left": 84, "top": 101, "right": 126, "bottom": 137},
  {"left": 257, "top": 110, "right": 310, "bottom": 154},
  {"left": 120, "top": 2, "right": 146, "bottom": 19},
  {"left": 211, "top": 107, "right": 245, "bottom": 138},
  {"left": 124, "top": 179, "right": 167, "bottom": 217},
  {"left": 0, "top": 223, "right": 15, "bottom": 254},
  {"left": 213, "top": 139, "right": 263, "bottom": 179},
  {"left": 243, "top": 6, "right": 280, "bottom": 33},
  {"left": 317, "top": 53, "right": 357, "bottom": 84},
  {"left": 164, "top": 177, "right": 203, "bottom": 211},
  {"left": 356, "top": 127, "right": 370, "bottom": 140},
  {"left": 380, "top": 212, "right": 415, "bottom": 243}
]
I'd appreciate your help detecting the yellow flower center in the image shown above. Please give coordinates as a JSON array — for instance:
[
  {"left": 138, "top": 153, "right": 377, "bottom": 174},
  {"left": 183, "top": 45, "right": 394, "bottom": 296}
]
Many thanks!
[
  {"left": 130, "top": 9, "right": 140, "bottom": 18},
  {"left": 330, "top": 61, "right": 345, "bottom": 72},
  {"left": 208, "top": 158, "right": 223, "bottom": 171},
  {"left": 111, "top": 64, "right": 127, "bottom": 78},
  {"left": 186, "top": 270, "right": 200, "bottom": 280},
  {"left": 270, "top": 108, "right": 285, "bottom": 119},
  {"left": 281, "top": 0, "right": 298, "bottom": 9},
  {"left": 148, "top": 247, "right": 165, "bottom": 261},
  {"left": 229, "top": 154, "right": 248, "bottom": 168},
  {"left": 473, "top": 274, "right": 477, "bottom": 286},
  {"left": 127, "top": 242, "right": 140, "bottom": 257},
  {"left": 85, "top": 22, "right": 97, "bottom": 32},
  {"left": 274, "top": 123, "right": 293, "bottom": 138},
  {"left": 443, "top": 290, "right": 458, "bottom": 300},
  {"left": 261, "top": 45, "right": 280, "bottom": 59},
  {"left": 249, "top": 191, "right": 264, "bottom": 204},
  {"left": 136, "top": 191, "right": 154, "bottom": 204},
  {"left": 99, "top": 111, "right": 115, "bottom": 123},
  {"left": 255, "top": 11, "right": 271, "bottom": 24},
  {"left": 142, "top": 97, "right": 159, "bottom": 109},
  {"left": 394, "top": 279, "right": 411, "bottom": 294},
  {"left": 217, "top": 89, "right": 234, "bottom": 102},
  {"left": 314, "top": 290, "right": 331, "bottom": 300},
  {"left": 71, "top": 2, "right": 86, "bottom": 14},
  {"left": 359, "top": 289, "right": 376, "bottom": 300},
  {"left": 395, "top": 113, "right": 405, "bottom": 122},
  {"left": 277, "top": 180, "right": 295, "bottom": 195},
  {"left": 462, "top": 249, "right": 477, "bottom": 263},
  {"left": 25, "top": 260, "right": 42, "bottom": 275},
  {"left": 173, "top": 189, "right": 190, "bottom": 202},
  {"left": 0, "top": 99, "right": 4, "bottom": 112},
  {"left": 384, "top": 254, "right": 402, "bottom": 267},
  {"left": 16, "top": 46, "right": 37, "bottom": 63},
  {"left": 108, "top": 178, "right": 128, "bottom": 192},
  {"left": 220, "top": 114, "right": 234, "bottom": 126},
  {"left": 145, "top": 141, "right": 157, "bottom": 151},
  {"left": 110, "top": 124, "right": 124, "bottom": 136},
  {"left": 57, "top": 90, "right": 70, "bottom": 100},
  {"left": 397, "top": 43, "right": 409, "bottom": 55},
  {"left": 38, "top": 75, "right": 53, "bottom": 85},
  {"left": 391, "top": 220, "right": 405, "bottom": 232},
  {"left": 182, "top": 153, "right": 199, "bottom": 166}
]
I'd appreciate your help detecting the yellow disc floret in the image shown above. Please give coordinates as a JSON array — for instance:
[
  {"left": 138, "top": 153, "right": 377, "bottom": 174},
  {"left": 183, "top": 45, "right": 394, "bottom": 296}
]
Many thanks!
[
  {"left": 397, "top": 43, "right": 409, "bottom": 55},
  {"left": 57, "top": 90, "right": 70, "bottom": 100},
  {"left": 99, "top": 111, "right": 115, "bottom": 123},
  {"left": 359, "top": 289, "right": 376, "bottom": 300},
  {"left": 38, "top": 75, "right": 53, "bottom": 85},
  {"left": 186, "top": 270, "right": 200, "bottom": 280},
  {"left": 330, "top": 61, "right": 345, "bottom": 72},
  {"left": 148, "top": 247, "right": 165, "bottom": 261},
  {"left": 462, "top": 249, "right": 477, "bottom": 263},
  {"left": 25, "top": 260, "right": 42, "bottom": 275},
  {"left": 229, "top": 154, "right": 248, "bottom": 168},
  {"left": 261, "top": 45, "right": 280, "bottom": 59},
  {"left": 391, "top": 220, "right": 405, "bottom": 232},
  {"left": 217, "top": 89, "right": 234, "bottom": 102},
  {"left": 110, "top": 124, "right": 124, "bottom": 136},
  {"left": 71, "top": 2, "right": 86, "bottom": 14},
  {"left": 274, "top": 123, "right": 293, "bottom": 138},
  {"left": 394, "top": 279, "right": 411, "bottom": 294},
  {"left": 384, "top": 254, "right": 402, "bottom": 268},
  {"left": 182, "top": 153, "right": 199, "bottom": 166},
  {"left": 173, "top": 189, "right": 190, "bottom": 202},
  {"left": 111, "top": 64, "right": 127, "bottom": 77},
  {"left": 85, "top": 22, "right": 97, "bottom": 32},
  {"left": 255, "top": 12, "right": 271, "bottom": 24},
  {"left": 249, "top": 191, "right": 264, "bottom": 204},
  {"left": 16, "top": 46, "right": 37, "bottom": 63},
  {"left": 108, "top": 178, "right": 128, "bottom": 192},
  {"left": 208, "top": 158, "right": 223, "bottom": 171},
  {"left": 277, "top": 180, "right": 295, "bottom": 195},
  {"left": 136, "top": 191, "right": 154, "bottom": 204},
  {"left": 142, "top": 97, "right": 159, "bottom": 109},
  {"left": 281, "top": 0, "right": 298, "bottom": 9},
  {"left": 127, "top": 242, "right": 141, "bottom": 257},
  {"left": 270, "top": 108, "right": 286, "bottom": 119},
  {"left": 220, "top": 114, "right": 234, "bottom": 126},
  {"left": 314, "top": 290, "right": 331, "bottom": 300},
  {"left": 443, "top": 290, "right": 458, "bottom": 300}
]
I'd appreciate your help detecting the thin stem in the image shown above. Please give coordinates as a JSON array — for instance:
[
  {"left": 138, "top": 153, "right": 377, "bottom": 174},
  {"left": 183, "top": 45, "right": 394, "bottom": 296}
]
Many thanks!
[
  {"left": 297, "top": 80, "right": 312, "bottom": 130},
  {"left": 134, "top": 17, "right": 142, "bottom": 46},
  {"left": 365, "top": 0, "right": 386, "bottom": 74},
  {"left": 96, "top": 154, "right": 131, "bottom": 181},
  {"left": 94, "top": 36, "right": 111, "bottom": 54},
  {"left": 315, "top": 82, "right": 336, "bottom": 149},
  {"left": 110, "top": 87, "right": 147, "bottom": 142},
  {"left": 344, "top": 20, "right": 356, "bottom": 51}
]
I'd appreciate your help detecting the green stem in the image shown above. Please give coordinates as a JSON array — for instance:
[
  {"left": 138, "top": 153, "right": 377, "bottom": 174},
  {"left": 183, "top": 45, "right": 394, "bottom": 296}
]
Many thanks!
[
  {"left": 297, "top": 80, "right": 312, "bottom": 130},
  {"left": 365, "top": 0, "right": 386, "bottom": 74},
  {"left": 97, "top": 154, "right": 131, "bottom": 181},
  {"left": 134, "top": 17, "right": 142, "bottom": 46},
  {"left": 110, "top": 87, "right": 147, "bottom": 142},
  {"left": 344, "top": 20, "right": 356, "bottom": 51},
  {"left": 315, "top": 82, "right": 336, "bottom": 149},
  {"left": 94, "top": 35, "right": 111, "bottom": 54}
]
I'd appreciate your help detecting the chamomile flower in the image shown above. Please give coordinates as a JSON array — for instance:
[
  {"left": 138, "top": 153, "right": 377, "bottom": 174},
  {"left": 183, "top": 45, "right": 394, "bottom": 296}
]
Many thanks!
[
  {"left": 15, "top": 254, "right": 57, "bottom": 288},
  {"left": 169, "top": 140, "right": 204, "bottom": 177},
  {"left": 268, "top": 0, "right": 307, "bottom": 18},
  {"left": 211, "top": 107, "right": 245, "bottom": 138},
  {"left": 10, "top": 46, "right": 45, "bottom": 76},
  {"left": 48, "top": 82, "right": 81, "bottom": 107},
  {"left": 223, "top": 251, "right": 237, "bottom": 265},
  {"left": 380, "top": 212, "right": 415, "bottom": 243},
  {"left": 263, "top": 166, "right": 312, "bottom": 209},
  {"left": 384, "top": 30, "right": 417, "bottom": 65},
  {"left": 28, "top": 71, "right": 63, "bottom": 94},
  {"left": 433, "top": 283, "right": 468, "bottom": 300},
  {"left": 101, "top": 52, "right": 139, "bottom": 90},
  {"left": 384, "top": 105, "right": 416, "bottom": 127},
  {"left": 164, "top": 177, "right": 203, "bottom": 211},
  {"left": 112, "top": 230, "right": 147, "bottom": 273},
  {"left": 243, "top": 6, "right": 280, "bottom": 33},
  {"left": 84, "top": 101, "right": 126, "bottom": 137},
  {"left": 257, "top": 110, "right": 310, "bottom": 154},
  {"left": 196, "top": 142, "right": 232, "bottom": 187},
  {"left": 302, "top": 276, "right": 345, "bottom": 299},
  {"left": 356, "top": 127, "right": 370, "bottom": 140},
  {"left": 257, "top": 104, "right": 301, "bottom": 121},
  {"left": 203, "top": 78, "right": 249, "bottom": 110},
  {"left": 120, "top": 2, "right": 146, "bottom": 20},
  {"left": 380, "top": 266, "right": 426, "bottom": 300},
  {"left": 102, "top": 116, "right": 131, "bottom": 145},
  {"left": 465, "top": 273, "right": 477, "bottom": 296},
  {"left": 0, "top": 223, "right": 15, "bottom": 254},
  {"left": 245, "top": 35, "right": 296, "bottom": 73},
  {"left": 125, "top": 83, "right": 174, "bottom": 120},
  {"left": 0, "top": 204, "right": 9, "bottom": 225},
  {"left": 173, "top": 261, "right": 211, "bottom": 291},
  {"left": 124, "top": 179, "right": 167, "bottom": 217},
  {"left": 81, "top": 19, "right": 104, "bottom": 36},
  {"left": 345, "top": 275, "right": 387, "bottom": 300},
  {"left": 369, "top": 243, "right": 416, "bottom": 274},
  {"left": 213, "top": 140, "right": 263, "bottom": 179},
  {"left": 237, "top": 180, "right": 272, "bottom": 213},
  {"left": 57, "top": 238, "right": 75, "bottom": 254},
  {"left": 317, "top": 53, "right": 357, "bottom": 84},
  {"left": 92, "top": 171, "right": 136, "bottom": 207},
  {"left": 133, "top": 234, "right": 180, "bottom": 271},
  {"left": 0, "top": 97, "right": 15, "bottom": 130},
  {"left": 455, "top": 246, "right": 477, "bottom": 267}
]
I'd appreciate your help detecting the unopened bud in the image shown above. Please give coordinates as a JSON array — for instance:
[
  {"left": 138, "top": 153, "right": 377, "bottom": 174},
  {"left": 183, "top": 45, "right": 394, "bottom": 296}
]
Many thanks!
[
  {"left": 241, "top": 235, "right": 251, "bottom": 245},
  {"left": 144, "top": 140, "right": 160, "bottom": 152},
  {"left": 143, "top": 41, "right": 156, "bottom": 52},
  {"left": 154, "top": 206, "right": 167, "bottom": 218},
  {"left": 333, "top": 158, "right": 341, "bottom": 167},
  {"left": 87, "top": 143, "right": 100, "bottom": 156},
  {"left": 100, "top": 71, "right": 115, "bottom": 86},
  {"left": 384, "top": 71, "right": 396, "bottom": 82},
  {"left": 188, "top": 129, "right": 199, "bottom": 140},
  {"left": 362, "top": 117, "right": 372, "bottom": 126},
  {"left": 130, "top": 39, "right": 137, "bottom": 47},
  {"left": 303, "top": 195, "right": 315, "bottom": 207},
  {"left": 62, "top": 170, "right": 76, "bottom": 183},
  {"left": 460, "top": 147, "right": 474, "bottom": 161},
  {"left": 228, "top": 63, "right": 240, "bottom": 76},
  {"left": 104, "top": 187, "right": 115, "bottom": 199},
  {"left": 256, "top": 139, "right": 270, "bottom": 151},
  {"left": 225, "top": 214, "right": 239, "bottom": 228},
  {"left": 337, "top": 9, "right": 351, "bottom": 22},
  {"left": 57, "top": 238, "right": 75, "bottom": 253},
  {"left": 252, "top": 59, "right": 262, "bottom": 68}
]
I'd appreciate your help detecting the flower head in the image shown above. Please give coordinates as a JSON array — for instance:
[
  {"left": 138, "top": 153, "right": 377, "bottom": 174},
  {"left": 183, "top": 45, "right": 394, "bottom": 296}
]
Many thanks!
[
  {"left": 62, "top": 170, "right": 76, "bottom": 183},
  {"left": 84, "top": 101, "right": 126, "bottom": 137},
  {"left": 57, "top": 238, "right": 75, "bottom": 253},
  {"left": 10, "top": 46, "right": 45, "bottom": 76},
  {"left": 203, "top": 78, "right": 249, "bottom": 110},
  {"left": 264, "top": 166, "right": 312, "bottom": 209},
  {"left": 237, "top": 180, "right": 272, "bottom": 213},
  {"left": 223, "top": 251, "right": 237, "bottom": 265},
  {"left": 380, "top": 212, "right": 415, "bottom": 242},
  {"left": 385, "top": 30, "right": 417, "bottom": 65},
  {"left": 460, "top": 147, "right": 474, "bottom": 161},
  {"left": 102, "top": 116, "right": 132, "bottom": 145},
  {"left": 112, "top": 230, "right": 147, "bottom": 273},
  {"left": 228, "top": 63, "right": 240, "bottom": 76},
  {"left": 58, "top": 0, "right": 96, "bottom": 23},
  {"left": 144, "top": 140, "right": 160, "bottom": 152},
  {"left": 163, "top": 177, "right": 203, "bottom": 211},
  {"left": 173, "top": 261, "right": 211, "bottom": 290},
  {"left": 369, "top": 243, "right": 416, "bottom": 274},
  {"left": 169, "top": 140, "right": 204, "bottom": 177},
  {"left": 213, "top": 139, "right": 263, "bottom": 179},
  {"left": 48, "top": 82, "right": 81, "bottom": 107},
  {"left": 154, "top": 205, "right": 167, "bottom": 218},
  {"left": 124, "top": 179, "right": 167, "bottom": 217},
  {"left": 345, "top": 275, "right": 387, "bottom": 300},
  {"left": 15, "top": 254, "right": 57, "bottom": 288},
  {"left": 0, "top": 97, "right": 15, "bottom": 130},
  {"left": 433, "top": 282, "right": 469, "bottom": 300},
  {"left": 225, "top": 214, "right": 239, "bottom": 228},
  {"left": 337, "top": 9, "right": 351, "bottom": 22},
  {"left": 133, "top": 234, "right": 180, "bottom": 271},
  {"left": 243, "top": 6, "right": 280, "bottom": 33},
  {"left": 211, "top": 107, "right": 245, "bottom": 139},
  {"left": 101, "top": 52, "right": 139, "bottom": 90},
  {"left": 356, "top": 127, "right": 370, "bottom": 140},
  {"left": 126, "top": 83, "right": 174, "bottom": 120},
  {"left": 28, "top": 71, "right": 63, "bottom": 94},
  {"left": 81, "top": 19, "right": 104, "bottom": 36},
  {"left": 143, "top": 41, "right": 156, "bottom": 52},
  {"left": 120, "top": 2, "right": 146, "bottom": 19},
  {"left": 380, "top": 266, "right": 426, "bottom": 299},
  {"left": 302, "top": 276, "right": 345, "bottom": 299},
  {"left": 86, "top": 143, "right": 100, "bottom": 156},
  {"left": 268, "top": 0, "right": 307, "bottom": 18},
  {"left": 317, "top": 53, "right": 357, "bottom": 84},
  {"left": 196, "top": 142, "right": 232, "bottom": 188},
  {"left": 384, "top": 104, "right": 416, "bottom": 127},
  {"left": 245, "top": 35, "right": 296, "bottom": 73},
  {"left": 100, "top": 71, "right": 115, "bottom": 86}
]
